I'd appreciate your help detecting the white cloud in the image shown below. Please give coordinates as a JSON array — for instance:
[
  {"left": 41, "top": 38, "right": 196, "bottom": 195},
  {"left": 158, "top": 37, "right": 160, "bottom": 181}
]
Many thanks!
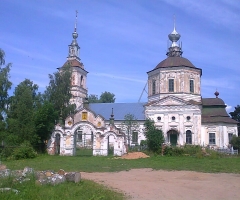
[{"left": 226, "top": 104, "right": 232, "bottom": 113}]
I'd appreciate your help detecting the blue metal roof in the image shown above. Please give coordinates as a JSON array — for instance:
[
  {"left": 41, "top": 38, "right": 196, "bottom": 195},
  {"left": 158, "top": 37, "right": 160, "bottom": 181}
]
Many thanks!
[{"left": 89, "top": 103, "right": 146, "bottom": 120}]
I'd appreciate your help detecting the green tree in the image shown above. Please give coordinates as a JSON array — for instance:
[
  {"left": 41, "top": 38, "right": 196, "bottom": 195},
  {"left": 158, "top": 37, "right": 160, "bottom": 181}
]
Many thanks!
[
  {"left": 121, "top": 114, "right": 139, "bottom": 150},
  {"left": 44, "top": 65, "right": 75, "bottom": 123},
  {"left": 144, "top": 118, "right": 164, "bottom": 153},
  {"left": 230, "top": 135, "right": 240, "bottom": 151},
  {"left": 34, "top": 101, "right": 57, "bottom": 151},
  {"left": 0, "top": 48, "right": 12, "bottom": 147},
  {"left": 7, "top": 79, "right": 39, "bottom": 145},
  {"left": 88, "top": 94, "right": 99, "bottom": 103},
  {"left": 0, "top": 48, "right": 5, "bottom": 65},
  {"left": 0, "top": 48, "right": 12, "bottom": 116},
  {"left": 99, "top": 91, "right": 115, "bottom": 103},
  {"left": 229, "top": 105, "right": 240, "bottom": 135}
]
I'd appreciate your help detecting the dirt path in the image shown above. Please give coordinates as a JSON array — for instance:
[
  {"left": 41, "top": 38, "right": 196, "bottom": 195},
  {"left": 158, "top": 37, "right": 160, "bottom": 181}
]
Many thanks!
[{"left": 82, "top": 168, "right": 240, "bottom": 200}]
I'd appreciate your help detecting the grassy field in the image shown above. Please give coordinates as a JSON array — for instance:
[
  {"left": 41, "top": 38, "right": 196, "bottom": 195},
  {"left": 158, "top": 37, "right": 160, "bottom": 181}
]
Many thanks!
[
  {"left": 0, "top": 175, "right": 125, "bottom": 200},
  {"left": 1, "top": 154, "right": 239, "bottom": 199},
  {"left": 2, "top": 153, "right": 240, "bottom": 174}
]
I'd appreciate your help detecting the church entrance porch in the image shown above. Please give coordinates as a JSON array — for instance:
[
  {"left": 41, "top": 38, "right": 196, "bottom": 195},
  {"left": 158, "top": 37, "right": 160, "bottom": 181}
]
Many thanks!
[{"left": 167, "top": 130, "right": 178, "bottom": 146}]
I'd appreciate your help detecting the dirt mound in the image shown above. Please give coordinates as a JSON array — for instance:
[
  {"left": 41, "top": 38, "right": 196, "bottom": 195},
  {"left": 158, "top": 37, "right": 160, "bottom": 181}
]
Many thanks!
[{"left": 119, "top": 152, "right": 149, "bottom": 159}]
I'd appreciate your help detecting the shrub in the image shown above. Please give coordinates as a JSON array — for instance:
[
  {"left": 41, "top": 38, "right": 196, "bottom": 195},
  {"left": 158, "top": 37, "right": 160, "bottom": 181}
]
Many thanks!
[
  {"left": 12, "top": 141, "right": 37, "bottom": 160},
  {"left": 182, "top": 145, "right": 202, "bottom": 156},
  {"left": 230, "top": 135, "right": 240, "bottom": 151},
  {"left": 163, "top": 146, "right": 184, "bottom": 156},
  {"left": 144, "top": 119, "right": 164, "bottom": 153}
]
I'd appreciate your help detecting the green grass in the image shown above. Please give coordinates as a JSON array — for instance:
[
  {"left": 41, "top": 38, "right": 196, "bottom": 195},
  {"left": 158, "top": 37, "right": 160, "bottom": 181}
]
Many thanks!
[
  {"left": 0, "top": 175, "right": 125, "bottom": 200},
  {"left": 1, "top": 153, "right": 239, "bottom": 199},
  {"left": 2, "top": 153, "right": 240, "bottom": 174}
]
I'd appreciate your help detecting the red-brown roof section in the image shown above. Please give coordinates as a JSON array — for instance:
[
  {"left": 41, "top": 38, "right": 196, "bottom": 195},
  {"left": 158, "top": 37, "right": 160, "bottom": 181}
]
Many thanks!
[
  {"left": 155, "top": 57, "right": 196, "bottom": 69},
  {"left": 62, "top": 59, "right": 84, "bottom": 69}
]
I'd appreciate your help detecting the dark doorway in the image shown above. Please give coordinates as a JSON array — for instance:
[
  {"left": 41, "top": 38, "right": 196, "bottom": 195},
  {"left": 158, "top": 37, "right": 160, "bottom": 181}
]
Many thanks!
[
  {"left": 107, "top": 135, "right": 114, "bottom": 156},
  {"left": 168, "top": 130, "right": 178, "bottom": 146},
  {"left": 55, "top": 134, "right": 60, "bottom": 155}
]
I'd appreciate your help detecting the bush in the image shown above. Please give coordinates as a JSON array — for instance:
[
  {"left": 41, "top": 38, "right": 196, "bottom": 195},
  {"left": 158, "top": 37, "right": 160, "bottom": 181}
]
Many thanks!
[
  {"left": 230, "top": 135, "right": 240, "bottom": 151},
  {"left": 163, "top": 146, "right": 184, "bottom": 156},
  {"left": 182, "top": 145, "right": 202, "bottom": 156},
  {"left": 12, "top": 141, "right": 37, "bottom": 160},
  {"left": 144, "top": 119, "right": 164, "bottom": 153}
]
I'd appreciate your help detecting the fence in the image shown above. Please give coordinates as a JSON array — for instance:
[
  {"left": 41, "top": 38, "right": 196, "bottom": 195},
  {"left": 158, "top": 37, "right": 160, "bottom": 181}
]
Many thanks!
[{"left": 216, "top": 148, "right": 238, "bottom": 155}]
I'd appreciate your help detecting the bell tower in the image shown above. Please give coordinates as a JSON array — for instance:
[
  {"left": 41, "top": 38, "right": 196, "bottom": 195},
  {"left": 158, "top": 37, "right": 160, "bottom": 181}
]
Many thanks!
[
  {"left": 147, "top": 21, "right": 202, "bottom": 103},
  {"left": 62, "top": 11, "right": 88, "bottom": 109}
]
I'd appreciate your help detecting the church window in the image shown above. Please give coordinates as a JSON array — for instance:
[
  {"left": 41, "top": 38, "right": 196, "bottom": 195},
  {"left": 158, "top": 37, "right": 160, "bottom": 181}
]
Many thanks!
[
  {"left": 82, "top": 112, "right": 88, "bottom": 120},
  {"left": 152, "top": 80, "right": 156, "bottom": 95},
  {"left": 172, "top": 116, "right": 175, "bottom": 121},
  {"left": 91, "top": 131, "right": 94, "bottom": 143},
  {"left": 186, "top": 130, "right": 192, "bottom": 144},
  {"left": 190, "top": 80, "right": 194, "bottom": 93},
  {"left": 169, "top": 79, "right": 174, "bottom": 92},
  {"left": 228, "top": 133, "right": 233, "bottom": 143},
  {"left": 187, "top": 116, "right": 191, "bottom": 121},
  {"left": 80, "top": 75, "right": 83, "bottom": 87},
  {"left": 77, "top": 131, "right": 82, "bottom": 142},
  {"left": 209, "top": 133, "right": 215, "bottom": 145},
  {"left": 157, "top": 116, "right": 161, "bottom": 121},
  {"left": 132, "top": 132, "right": 138, "bottom": 144}
]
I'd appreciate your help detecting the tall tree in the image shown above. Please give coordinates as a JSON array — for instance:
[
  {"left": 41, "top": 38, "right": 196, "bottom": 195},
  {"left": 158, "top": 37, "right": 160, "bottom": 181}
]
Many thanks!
[
  {"left": 0, "top": 48, "right": 5, "bottom": 65},
  {"left": 44, "top": 65, "right": 75, "bottom": 122},
  {"left": 0, "top": 48, "right": 12, "bottom": 116},
  {"left": 0, "top": 48, "right": 12, "bottom": 145},
  {"left": 88, "top": 94, "right": 99, "bottom": 103},
  {"left": 34, "top": 101, "right": 57, "bottom": 151},
  {"left": 99, "top": 91, "right": 115, "bottom": 103},
  {"left": 7, "top": 79, "right": 39, "bottom": 145},
  {"left": 229, "top": 105, "right": 240, "bottom": 135},
  {"left": 121, "top": 113, "right": 139, "bottom": 149},
  {"left": 144, "top": 119, "right": 164, "bottom": 153}
]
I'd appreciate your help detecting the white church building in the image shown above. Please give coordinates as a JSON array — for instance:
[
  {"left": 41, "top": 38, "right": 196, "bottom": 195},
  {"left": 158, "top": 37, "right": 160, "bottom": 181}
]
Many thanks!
[{"left": 47, "top": 16, "right": 238, "bottom": 156}]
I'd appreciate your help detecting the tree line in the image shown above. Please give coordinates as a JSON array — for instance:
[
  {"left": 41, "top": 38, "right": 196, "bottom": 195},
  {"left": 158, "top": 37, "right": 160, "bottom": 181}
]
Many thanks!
[
  {"left": 0, "top": 48, "right": 239, "bottom": 158},
  {"left": 0, "top": 48, "right": 116, "bottom": 158}
]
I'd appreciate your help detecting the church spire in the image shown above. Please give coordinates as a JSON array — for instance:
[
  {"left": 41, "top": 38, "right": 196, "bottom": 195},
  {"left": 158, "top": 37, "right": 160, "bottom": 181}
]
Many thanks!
[
  {"left": 68, "top": 10, "right": 80, "bottom": 61},
  {"left": 166, "top": 16, "right": 183, "bottom": 57}
]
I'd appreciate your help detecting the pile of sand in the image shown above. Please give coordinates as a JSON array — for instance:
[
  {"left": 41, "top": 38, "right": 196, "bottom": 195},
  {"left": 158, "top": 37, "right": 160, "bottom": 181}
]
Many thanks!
[{"left": 118, "top": 152, "right": 149, "bottom": 159}]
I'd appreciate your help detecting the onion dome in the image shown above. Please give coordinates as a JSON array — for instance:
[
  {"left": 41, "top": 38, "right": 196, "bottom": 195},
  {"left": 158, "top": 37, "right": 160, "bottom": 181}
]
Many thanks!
[
  {"left": 168, "top": 26, "right": 181, "bottom": 47},
  {"left": 166, "top": 23, "right": 183, "bottom": 57}
]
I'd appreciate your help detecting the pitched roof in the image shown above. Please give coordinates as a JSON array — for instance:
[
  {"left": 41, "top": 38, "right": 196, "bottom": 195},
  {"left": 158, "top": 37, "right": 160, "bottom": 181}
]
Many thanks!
[
  {"left": 89, "top": 103, "right": 146, "bottom": 120},
  {"left": 155, "top": 57, "right": 195, "bottom": 69},
  {"left": 62, "top": 59, "right": 85, "bottom": 70},
  {"left": 202, "top": 98, "right": 225, "bottom": 106},
  {"left": 202, "top": 98, "right": 238, "bottom": 124}
]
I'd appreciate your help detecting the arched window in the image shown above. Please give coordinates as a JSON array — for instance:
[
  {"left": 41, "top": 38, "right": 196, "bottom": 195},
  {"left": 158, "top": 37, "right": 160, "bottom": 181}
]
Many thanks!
[
  {"left": 186, "top": 130, "right": 192, "bottom": 144},
  {"left": 152, "top": 80, "right": 156, "bottom": 95},
  {"left": 80, "top": 75, "right": 83, "bottom": 86}
]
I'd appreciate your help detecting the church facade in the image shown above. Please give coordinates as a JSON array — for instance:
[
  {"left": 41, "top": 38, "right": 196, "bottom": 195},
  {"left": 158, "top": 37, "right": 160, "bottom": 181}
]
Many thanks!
[{"left": 47, "top": 17, "right": 238, "bottom": 156}]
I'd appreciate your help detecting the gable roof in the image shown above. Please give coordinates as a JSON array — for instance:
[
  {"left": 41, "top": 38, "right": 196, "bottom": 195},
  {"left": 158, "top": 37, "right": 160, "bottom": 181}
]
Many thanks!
[{"left": 89, "top": 103, "right": 146, "bottom": 120}]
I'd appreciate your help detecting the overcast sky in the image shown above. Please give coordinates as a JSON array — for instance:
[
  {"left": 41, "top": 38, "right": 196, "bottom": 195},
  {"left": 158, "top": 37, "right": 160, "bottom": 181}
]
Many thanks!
[{"left": 1, "top": 0, "right": 239, "bottom": 112}]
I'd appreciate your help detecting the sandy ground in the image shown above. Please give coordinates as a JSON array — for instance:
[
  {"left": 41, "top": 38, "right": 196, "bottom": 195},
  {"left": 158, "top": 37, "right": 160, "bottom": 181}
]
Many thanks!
[
  {"left": 82, "top": 169, "right": 240, "bottom": 200},
  {"left": 82, "top": 153, "right": 240, "bottom": 200}
]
